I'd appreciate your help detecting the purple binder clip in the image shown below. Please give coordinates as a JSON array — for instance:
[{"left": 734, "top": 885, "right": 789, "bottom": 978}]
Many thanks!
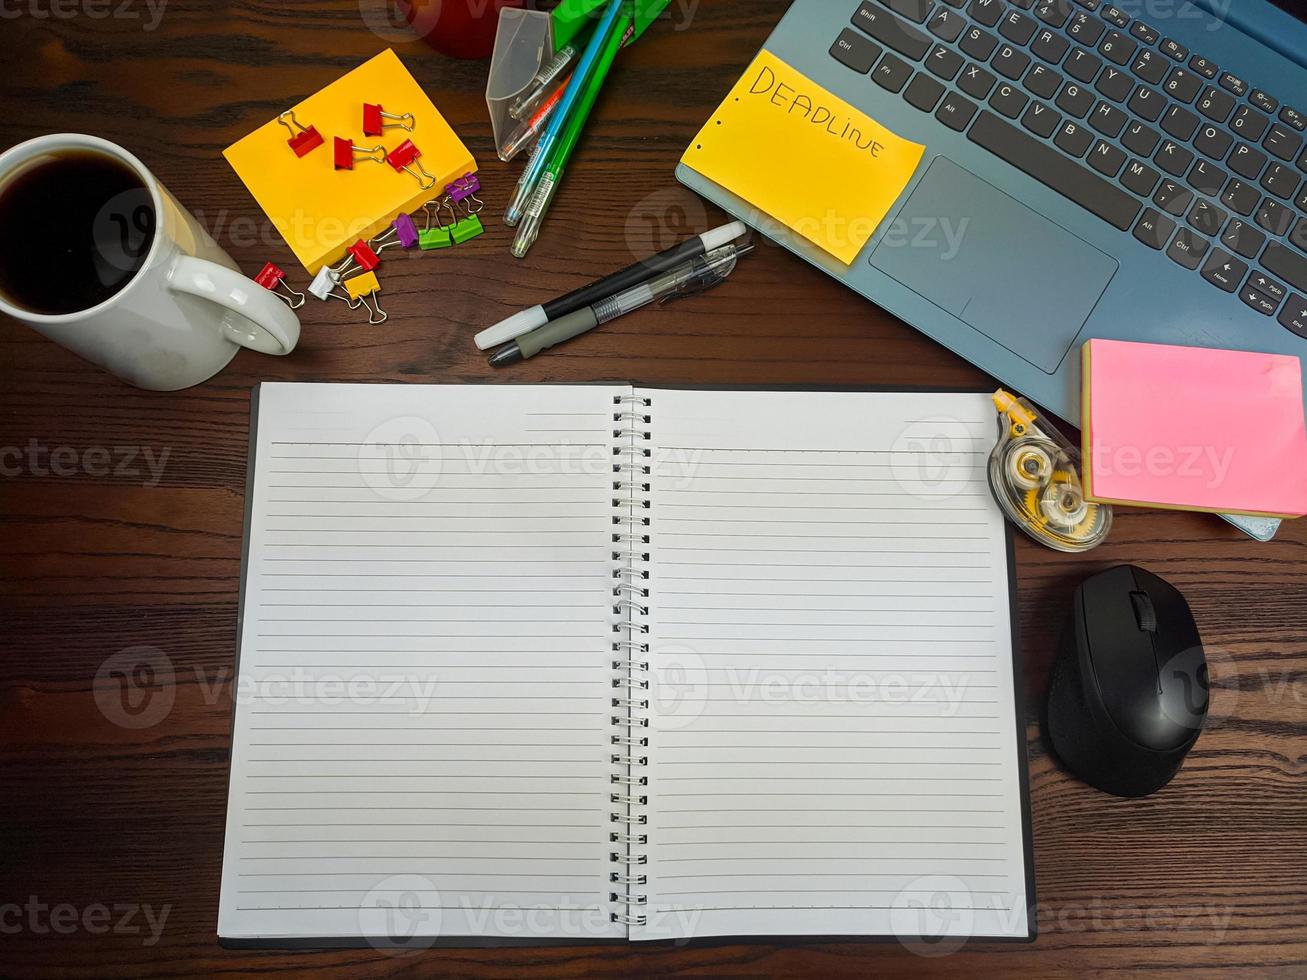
[
  {"left": 370, "top": 213, "right": 421, "bottom": 255},
  {"left": 445, "top": 173, "right": 483, "bottom": 215}
]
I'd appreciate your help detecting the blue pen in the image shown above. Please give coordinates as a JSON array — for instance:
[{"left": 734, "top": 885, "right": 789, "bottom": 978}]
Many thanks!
[{"left": 503, "top": 0, "right": 627, "bottom": 227}]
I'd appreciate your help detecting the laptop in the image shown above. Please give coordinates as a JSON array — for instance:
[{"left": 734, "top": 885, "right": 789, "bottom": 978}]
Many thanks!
[{"left": 677, "top": 0, "right": 1307, "bottom": 541}]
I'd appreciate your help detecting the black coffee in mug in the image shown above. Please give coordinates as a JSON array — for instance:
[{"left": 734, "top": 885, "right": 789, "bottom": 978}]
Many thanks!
[{"left": 0, "top": 150, "right": 157, "bottom": 316}]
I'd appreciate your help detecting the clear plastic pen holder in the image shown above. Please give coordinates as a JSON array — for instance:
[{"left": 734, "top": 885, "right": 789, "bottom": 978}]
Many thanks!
[{"left": 486, "top": 8, "right": 555, "bottom": 160}]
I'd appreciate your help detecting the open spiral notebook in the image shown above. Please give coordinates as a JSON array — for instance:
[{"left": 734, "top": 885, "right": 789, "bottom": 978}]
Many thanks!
[{"left": 218, "top": 383, "right": 1035, "bottom": 947}]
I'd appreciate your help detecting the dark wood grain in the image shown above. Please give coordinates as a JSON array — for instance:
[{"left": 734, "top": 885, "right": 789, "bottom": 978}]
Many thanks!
[{"left": 1, "top": 1, "right": 1305, "bottom": 976}]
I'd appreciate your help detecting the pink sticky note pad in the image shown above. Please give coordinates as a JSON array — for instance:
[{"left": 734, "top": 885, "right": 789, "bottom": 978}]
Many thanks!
[{"left": 1083, "top": 339, "right": 1307, "bottom": 518}]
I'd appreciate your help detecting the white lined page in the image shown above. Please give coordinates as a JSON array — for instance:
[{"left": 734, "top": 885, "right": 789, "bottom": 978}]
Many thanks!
[
  {"left": 634, "top": 389, "right": 1030, "bottom": 942},
  {"left": 218, "top": 383, "right": 627, "bottom": 944}
]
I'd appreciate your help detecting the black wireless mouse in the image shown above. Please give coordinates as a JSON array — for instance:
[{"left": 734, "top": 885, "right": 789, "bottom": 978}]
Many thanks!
[{"left": 1046, "top": 565, "right": 1208, "bottom": 798}]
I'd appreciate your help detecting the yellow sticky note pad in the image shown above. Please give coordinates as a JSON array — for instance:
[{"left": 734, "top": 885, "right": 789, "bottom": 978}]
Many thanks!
[
  {"left": 682, "top": 51, "right": 925, "bottom": 265},
  {"left": 223, "top": 49, "right": 475, "bottom": 273}
]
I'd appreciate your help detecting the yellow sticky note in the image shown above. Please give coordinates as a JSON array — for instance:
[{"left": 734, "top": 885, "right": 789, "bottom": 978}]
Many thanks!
[
  {"left": 223, "top": 49, "right": 476, "bottom": 273},
  {"left": 681, "top": 51, "right": 925, "bottom": 265},
  {"left": 344, "top": 271, "right": 380, "bottom": 301}
]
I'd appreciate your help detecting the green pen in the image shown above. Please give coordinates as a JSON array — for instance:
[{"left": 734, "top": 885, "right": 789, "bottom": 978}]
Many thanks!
[{"left": 511, "top": 10, "right": 631, "bottom": 259}]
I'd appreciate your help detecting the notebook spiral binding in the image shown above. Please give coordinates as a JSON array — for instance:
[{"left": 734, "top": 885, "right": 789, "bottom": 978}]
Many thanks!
[{"left": 609, "top": 394, "right": 652, "bottom": 927}]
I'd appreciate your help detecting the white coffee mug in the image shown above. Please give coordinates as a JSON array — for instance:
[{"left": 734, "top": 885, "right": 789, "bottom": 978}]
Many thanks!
[{"left": 0, "top": 134, "right": 299, "bottom": 390}]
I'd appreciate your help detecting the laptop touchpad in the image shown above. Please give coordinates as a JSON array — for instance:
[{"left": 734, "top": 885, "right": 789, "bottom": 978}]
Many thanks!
[{"left": 870, "top": 156, "right": 1117, "bottom": 374}]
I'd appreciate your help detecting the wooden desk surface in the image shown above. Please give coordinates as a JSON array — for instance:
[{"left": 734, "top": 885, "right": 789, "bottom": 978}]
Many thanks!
[{"left": 1, "top": 2, "right": 1304, "bottom": 976}]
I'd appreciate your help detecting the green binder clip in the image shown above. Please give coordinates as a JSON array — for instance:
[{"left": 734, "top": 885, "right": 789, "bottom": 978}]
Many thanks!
[
  {"left": 418, "top": 199, "right": 456, "bottom": 250},
  {"left": 451, "top": 214, "right": 485, "bottom": 245}
]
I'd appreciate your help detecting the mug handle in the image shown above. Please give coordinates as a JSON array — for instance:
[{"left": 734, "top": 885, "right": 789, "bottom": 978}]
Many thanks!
[{"left": 167, "top": 256, "right": 300, "bottom": 356}]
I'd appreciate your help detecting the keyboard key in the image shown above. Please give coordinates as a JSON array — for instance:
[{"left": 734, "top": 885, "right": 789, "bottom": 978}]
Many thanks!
[
  {"left": 1057, "top": 81, "right": 1095, "bottom": 117},
  {"left": 1220, "top": 218, "right": 1265, "bottom": 258},
  {"left": 1161, "top": 105, "right": 1200, "bottom": 141},
  {"left": 1129, "top": 20, "right": 1159, "bottom": 44},
  {"left": 1250, "top": 89, "right": 1278, "bottom": 114},
  {"left": 992, "top": 45, "right": 1032, "bottom": 80},
  {"left": 1026, "top": 64, "right": 1063, "bottom": 98},
  {"left": 1022, "top": 100, "right": 1061, "bottom": 137},
  {"left": 1090, "top": 140, "right": 1127, "bottom": 176},
  {"left": 1279, "top": 293, "right": 1307, "bottom": 339},
  {"left": 1200, "top": 248, "right": 1247, "bottom": 292},
  {"left": 1187, "top": 159, "right": 1226, "bottom": 197},
  {"left": 1187, "top": 199, "right": 1227, "bottom": 236},
  {"left": 881, "top": 0, "right": 933, "bottom": 23},
  {"left": 969, "top": 0, "right": 1005, "bottom": 27},
  {"left": 990, "top": 81, "right": 1030, "bottom": 118},
  {"left": 1241, "top": 283, "right": 1281, "bottom": 316},
  {"left": 959, "top": 62, "right": 997, "bottom": 99},
  {"left": 1248, "top": 272, "right": 1286, "bottom": 302},
  {"left": 1130, "top": 49, "right": 1167, "bottom": 85},
  {"left": 1000, "top": 10, "right": 1038, "bottom": 44},
  {"left": 1100, "top": 4, "right": 1129, "bottom": 28},
  {"left": 1281, "top": 107, "right": 1306, "bottom": 132},
  {"left": 1122, "top": 121, "right": 1160, "bottom": 157},
  {"left": 1160, "top": 38, "right": 1188, "bottom": 61},
  {"left": 1196, "top": 87, "right": 1235, "bottom": 123},
  {"left": 939, "top": 0, "right": 967, "bottom": 6},
  {"left": 1229, "top": 144, "right": 1268, "bottom": 181},
  {"left": 1154, "top": 140, "right": 1194, "bottom": 177},
  {"left": 1128, "top": 85, "right": 1165, "bottom": 122},
  {"left": 852, "top": 2, "right": 933, "bottom": 60},
  {"left": 1154, "top": 179, "right": 1194, "bottom": 216},
  {"left": 1167, "top": 227, "right": 1209, "bottom": 269},
  {"left": 1263, "top": 241, "right": 1307, "bottom": 293},
  {"left": 1230, "top": 106, "right": 1269, "bottom": 142},
  {"left": 831, "top": 30, "right": 883, "bottom": 74},
  {"left": 1035, "top": 0, "right": 1073, "bottom": 27},
  {"left": 1091, "top": 101, "right": 1127, "bottom": 137},
  {"left": 1121, "top": 158, "right": 1161, "bottom": 196},
  {"left": 1219, "top": 72, "right": 1247, "bottom": 96},
  {"left": 904, "top": 72, "right": 946, "bottom": 111},
  {"left": 968, "top": 110, "right": 1142, "bottom": 229},
  {"left": 1194, "top": 123, "right": 1233, "bottom": 161},
  {"left": 1263, "top": 124, "right": 1303, "bottom": 162},
  {"left": 927, "top": 43, "right": 965, "bottom": 80},
  {"left": 1220, "top": 179, "right": 1260, "bottom": 216},
  {"left": 961, "top": 26, "right": 999, "bottom": 60},
  {"left": 1290, "top": 218, "right": 1307, "bottom": 253},
  {"left": 1261, "top": 163, "right": 1300, "bottom": 200},
  {"left": 1298, "top": 183, "right": 1307, "bottom": 211},
  {"left": 1066, "top": 10, "right": 1105, "bottom": 44},
  {"left": 1257, "top": 199, "right": 1294, "bottom": 236},
  {"left": 873, "top": 52, "right": 914, "bottom": 92},
  {"left": 1066, "top": 48, "right": 1102, "bottom": 83},
  {"left": 936, "top": 91, "right": 979, "bottom": 131},
  {"left": 1075, "top": 0, "right": 1100, "bottom": 10},
  {"left": 1188, "top": 55, "right": 1218, "bottom": 80},
  {"left": 1162, "top": 68, "right": 1201, "bottom": 103},
  {"left": 1031, "top": 28, "right": 1070, "bottom": 64},
  {"left": 929, "top": 7, "right": 967, "bottom": 41},
  {"left": 1055, "top": 119, "right": 1095, "bottom": 156},
  {"left": 1098, "top": 31, "right": 1135, "bottom": 66},
  {"left": 1096, "top": 65, "right": 1133, "bottom": 102}
]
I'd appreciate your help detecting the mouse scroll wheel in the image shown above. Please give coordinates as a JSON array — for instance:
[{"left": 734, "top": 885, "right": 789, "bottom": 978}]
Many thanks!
[{"left": 1130, "top": 591, "right": 1158, "bottom": 633}]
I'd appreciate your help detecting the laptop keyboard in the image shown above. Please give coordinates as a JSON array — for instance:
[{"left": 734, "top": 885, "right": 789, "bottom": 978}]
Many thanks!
[{"left": 830, "top": 0, "right": 1307, "bottom": 339}]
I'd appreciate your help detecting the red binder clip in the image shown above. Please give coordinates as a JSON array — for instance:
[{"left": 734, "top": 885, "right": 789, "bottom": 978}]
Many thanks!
[
  {"left": 333, "top": 137, "right": 386, "bottom": 171},
  {"left": 278, "top": 110, "right": 323, "bottom": 158},
  {"left": 363, "top": 103, "right": 415, "bottom": 136},
  {"left": 386, "top": 139, "right": 437, "bottom": 189},
  {"left": 333, "top": 240, "right": 382, "bottom": 280},
  {"left": 254, "top": 262, "right": 305, "bottom": 309}
]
